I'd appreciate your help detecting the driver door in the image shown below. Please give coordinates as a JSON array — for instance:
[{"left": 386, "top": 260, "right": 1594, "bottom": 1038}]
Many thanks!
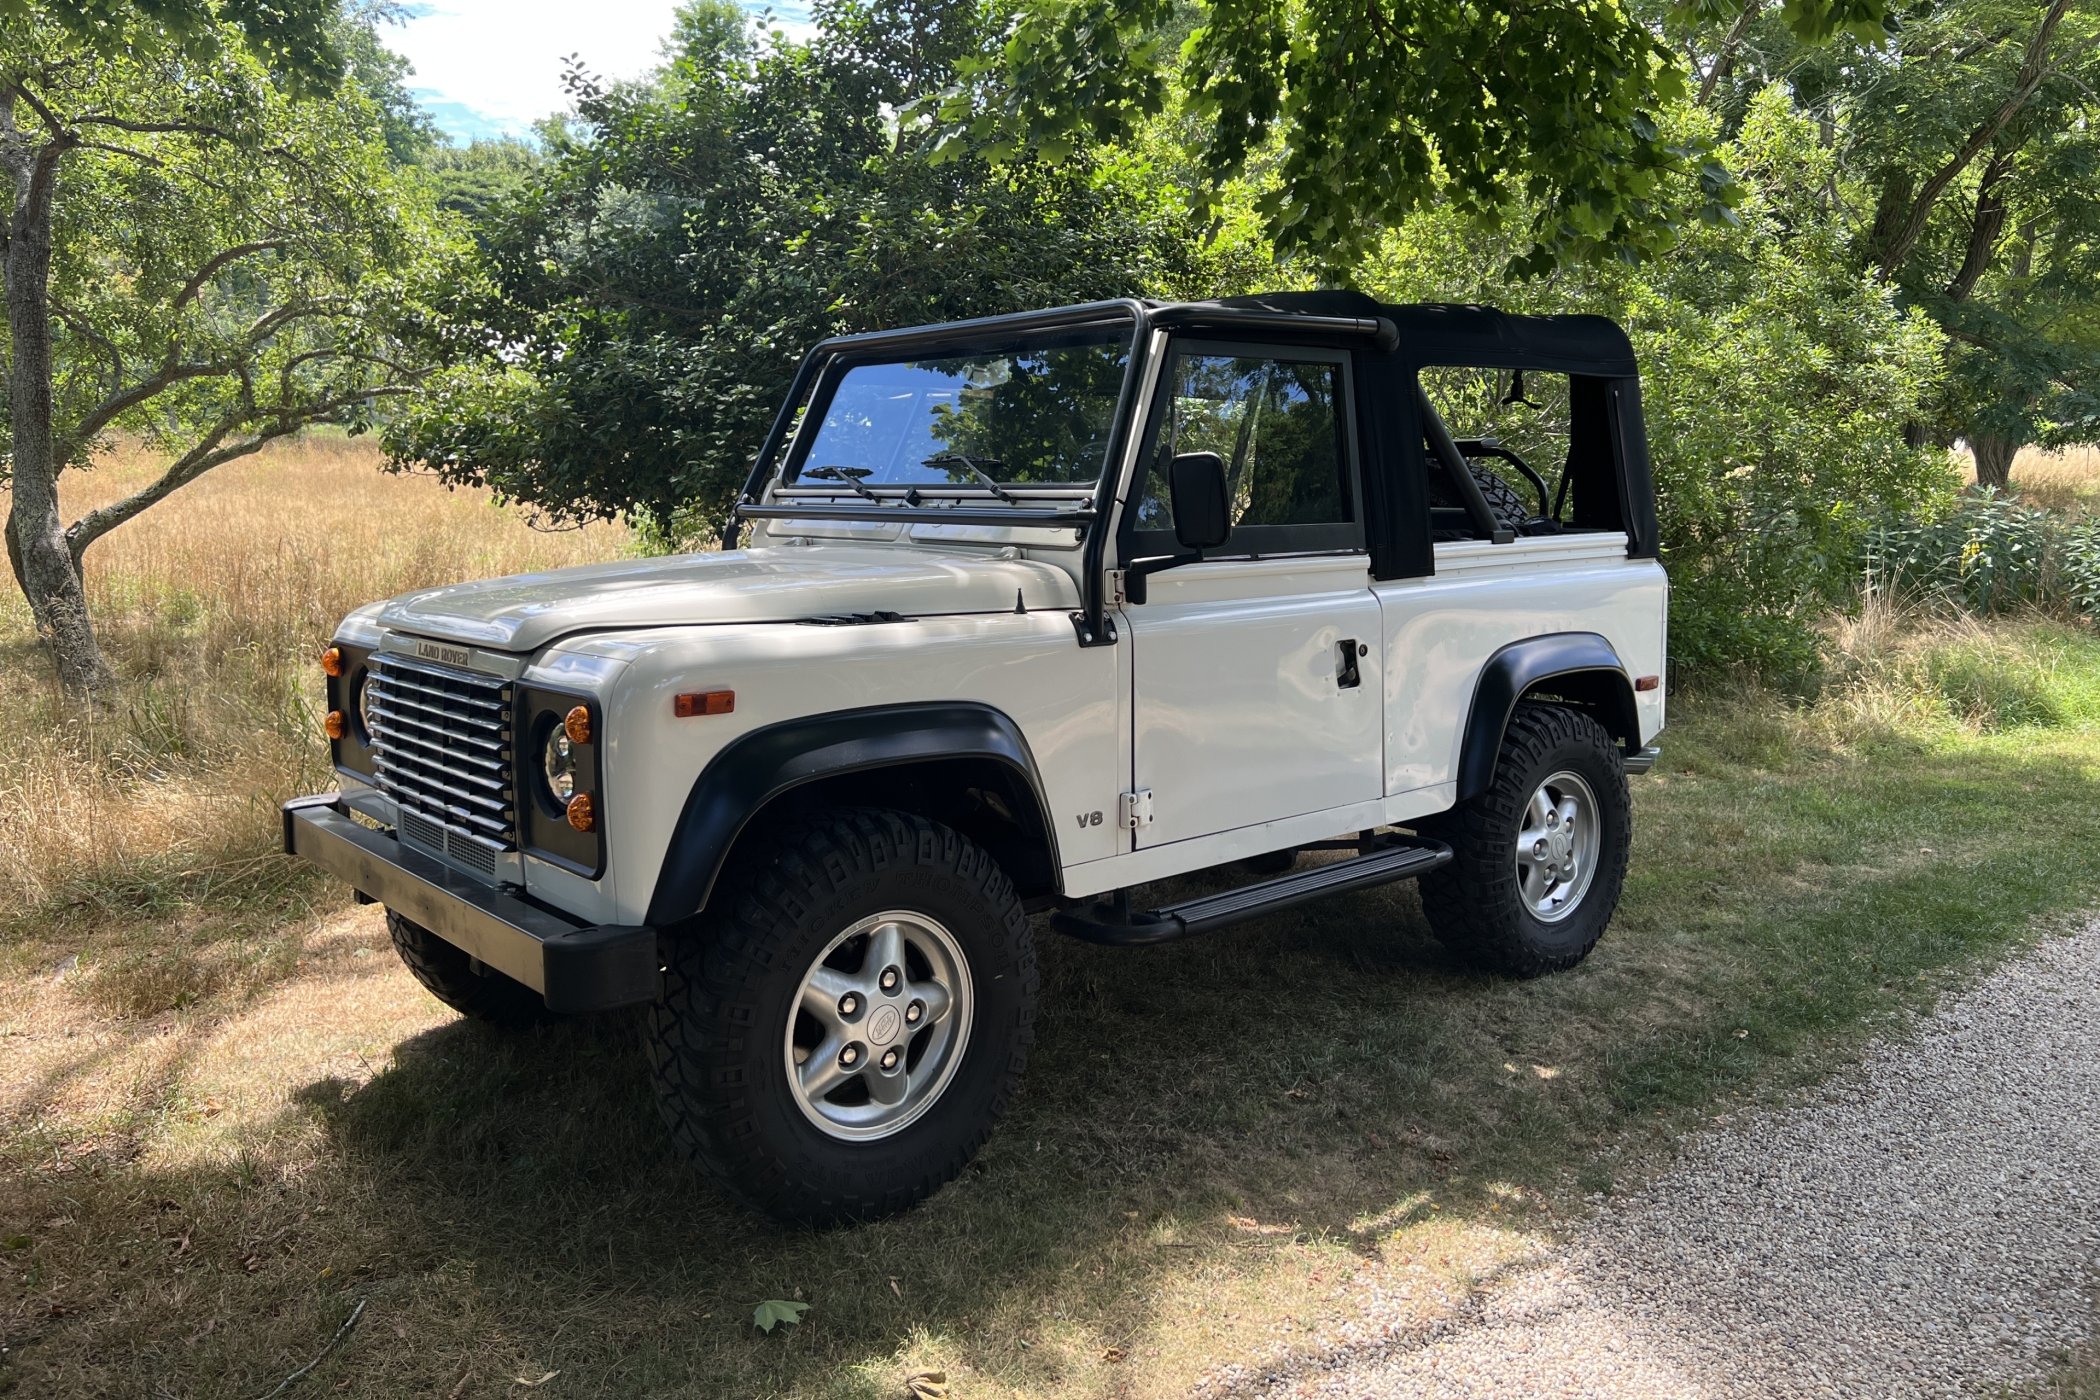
[{"left": 1121, "top": 341, "right": 1384, "bottom": 850}]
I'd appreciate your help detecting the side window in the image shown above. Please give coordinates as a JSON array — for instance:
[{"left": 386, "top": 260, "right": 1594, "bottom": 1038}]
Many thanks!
[
  {"left": 1134, "top": 348, "right": 1356, "bottom": 551},
  {"left": 1414, "top": 365, "right": 1626, "bottom": 542},
  {"left": 1418, "top": 366, "right": 1572, "bottom": 538}
]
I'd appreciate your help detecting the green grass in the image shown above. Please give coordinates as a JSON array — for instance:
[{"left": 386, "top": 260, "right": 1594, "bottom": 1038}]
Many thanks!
[{"left": 6, "top": 618, "right": 2100, "bottom": 1397}]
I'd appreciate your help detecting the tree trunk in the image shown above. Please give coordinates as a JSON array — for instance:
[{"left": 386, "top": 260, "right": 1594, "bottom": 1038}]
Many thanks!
[
  {"left": 1971, "top": 432, "right": 2022, "bottom": 491},
  {"left": 3, "top": 119, "right": 114, "bottom": 699}
]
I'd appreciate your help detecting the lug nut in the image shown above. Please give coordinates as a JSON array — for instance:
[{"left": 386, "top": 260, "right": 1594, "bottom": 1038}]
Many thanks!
[
  {"left": 880, "top": 1048, "right": 900, "bottom": 1071},
  {"left": 838, "top": 993, "right": 860, "bottom": 1018},
  {"left": 1534, "top": 839, "right": 1548, "bottom": 858},
  {"left": 839, "top": 1044, "right": 860, "bottom": 1068},
  {"left": 879, "top": 966, "right": 900, "bottom": 992},
  {"left": 905, "top": 1000, "right": 923, "bottom": 1025}
]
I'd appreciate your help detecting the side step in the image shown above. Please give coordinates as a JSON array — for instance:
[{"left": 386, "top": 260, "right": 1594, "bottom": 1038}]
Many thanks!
[{"left": 1052, "top": 837, "right": 1453, "bottom": 947}]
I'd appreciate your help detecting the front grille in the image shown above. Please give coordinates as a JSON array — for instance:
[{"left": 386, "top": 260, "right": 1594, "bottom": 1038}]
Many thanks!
[{"left": 366, "top": 653, "right": 517, "bottom": 860}]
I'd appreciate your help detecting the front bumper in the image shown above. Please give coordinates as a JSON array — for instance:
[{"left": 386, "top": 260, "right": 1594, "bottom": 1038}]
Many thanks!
[{"left": 282, "top": 793, "right": 660, "bottom": 1014}]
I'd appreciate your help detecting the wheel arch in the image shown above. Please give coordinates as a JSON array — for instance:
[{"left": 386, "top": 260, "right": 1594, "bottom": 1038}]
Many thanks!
[
  {"left": 644, "top": 702, "right": 1061, "bottom": 927},
  {"left": 1455, "top": 633, "right": 1638, "bottom": 803}
]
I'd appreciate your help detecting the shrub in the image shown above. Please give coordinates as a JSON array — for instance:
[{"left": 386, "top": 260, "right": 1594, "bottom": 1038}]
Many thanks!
[{"left": 1868, "top": 493, "right": 2100, "bottom": 618}]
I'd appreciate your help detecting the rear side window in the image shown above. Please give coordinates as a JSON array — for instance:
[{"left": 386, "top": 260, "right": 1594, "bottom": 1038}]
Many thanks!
[
  {"left": 1417, "top": 365, "right": 1626, "bottom": 541},
  {"left": 1132, "top": 344, "right": 1359, "bottom": 555}
]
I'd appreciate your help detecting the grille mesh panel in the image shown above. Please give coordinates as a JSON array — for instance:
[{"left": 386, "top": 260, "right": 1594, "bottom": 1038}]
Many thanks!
[{"left": 367, "top": 654, "right": 517, "bottom": 855}]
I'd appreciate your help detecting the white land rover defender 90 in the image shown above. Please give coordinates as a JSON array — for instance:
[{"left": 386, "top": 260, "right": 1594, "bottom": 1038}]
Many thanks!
[{"left": 286, "top": 291, "right": 1666, "bottom": 1223}]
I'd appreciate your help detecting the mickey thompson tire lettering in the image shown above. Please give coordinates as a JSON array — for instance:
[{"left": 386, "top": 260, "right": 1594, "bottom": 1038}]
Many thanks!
[
  {"left": 646, "top": 808, "right": 1038, "bottom": 1225},
  {"left": 1419, "top": 701, "right": 1632, "bottom": 978}
]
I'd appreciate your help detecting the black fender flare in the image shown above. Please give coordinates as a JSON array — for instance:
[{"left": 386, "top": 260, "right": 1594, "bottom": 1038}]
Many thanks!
[
  {"left": 1455, "top": 633, "right": 1636, "bottom": 802},
  {"left": 643, "top": 701, "right": 1058, "bottom": 926}
]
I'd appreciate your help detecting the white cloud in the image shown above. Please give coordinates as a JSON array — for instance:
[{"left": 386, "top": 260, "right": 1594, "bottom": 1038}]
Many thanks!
[
  {"left": 394, "top": 1, "right": 823, "bottom": 143},
  {"left": 393, "top": 0, "right": 681, "bottom": 139}
]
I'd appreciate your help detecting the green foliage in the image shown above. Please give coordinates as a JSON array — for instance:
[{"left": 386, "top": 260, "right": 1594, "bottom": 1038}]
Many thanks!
[
  {"left": 1699, "top": 0, "right": 2100, "bottom": 470},
  {"left": 0, "top": 2, "right": 476, "bottom": 541},
  {"left": 0, "top": 0, "right": 344, "bottom": 90},
  {"left": 1364, "top": 91, "right": 1954, "bottom": 684},
  {"left": 1868, "top": 495, "right": 2100, "bottom": 619},
  {"left": 384, "top": 0, "right": 1228, "bottom": 538},
  {"left": 954, "top": 0, "right": 1893, "bottom": 273},
  {"left": 419, "top": 138, "right": 542, "bottom": 233}
]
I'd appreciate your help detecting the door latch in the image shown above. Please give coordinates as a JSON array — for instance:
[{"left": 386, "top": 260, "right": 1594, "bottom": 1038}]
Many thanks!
[
  {"left": 1336, "top": 638, "right": 1364, "bottom": 689},
  {"left": 1119, "top": 789, "right": 1155, "bottom": 830}
]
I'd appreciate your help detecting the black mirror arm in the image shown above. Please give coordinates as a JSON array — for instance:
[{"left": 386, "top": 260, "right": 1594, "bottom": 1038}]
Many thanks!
[{"left": 1122, "top": 552, "right": 1202, "bottom": 606}]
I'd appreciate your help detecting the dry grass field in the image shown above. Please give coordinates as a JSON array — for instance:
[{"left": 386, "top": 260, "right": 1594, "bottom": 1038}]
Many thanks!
[
  {"left": 1979, "top": 444, "right": 2100, "bottom": 513},
  {"left": 5, "top": 438, "right": 2100, "bottom": 1398}
]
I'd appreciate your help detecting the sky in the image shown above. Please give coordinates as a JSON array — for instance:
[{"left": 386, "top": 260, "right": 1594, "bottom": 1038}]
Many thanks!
[{"left": 390, "top": 1, "right": 812, "bottom": 143}]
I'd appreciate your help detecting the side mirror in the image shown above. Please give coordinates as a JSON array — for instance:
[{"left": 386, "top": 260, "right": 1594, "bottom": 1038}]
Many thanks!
[{"left": 1168, "top": 451, "right": 1231, "bottom": 551}]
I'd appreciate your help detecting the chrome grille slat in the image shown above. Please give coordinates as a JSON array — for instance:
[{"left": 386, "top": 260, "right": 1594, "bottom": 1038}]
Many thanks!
[
  {"left": 372, "top": 757, "right": 510, "bottom": 813},
  {"left": 368, "top": 693, "right": 507, "bottom": 739},
  {"left": 369, "top": 726, "right": 511, "bottom": 789},
  {"left": 366, "top": 653, "right": 517, "bottom": 860}
]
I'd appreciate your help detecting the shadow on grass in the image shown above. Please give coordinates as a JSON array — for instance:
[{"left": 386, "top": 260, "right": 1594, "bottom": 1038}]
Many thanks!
[{"left": 8, "top": 726, "right": 2100, "bottom": 1398}]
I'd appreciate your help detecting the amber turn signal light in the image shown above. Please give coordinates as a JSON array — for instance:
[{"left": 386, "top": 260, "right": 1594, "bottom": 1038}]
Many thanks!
[
  {"left": 563, "top": 704, "right": 592, "bottom": 744},
  {"left": 673, "top": 690, "right": 735, "bottom": 717},
  {"left": 1634, "top": 674, "right": 1661, "bottom": 692},
  {"left": 322, "top": 709, "right": 346, "bottom": 740},
  {"left": 565, "top": 792, "right": 595, "bottom": 833},
  {"left": 320, "top": 645, "right": 344, "bottom": 678}
]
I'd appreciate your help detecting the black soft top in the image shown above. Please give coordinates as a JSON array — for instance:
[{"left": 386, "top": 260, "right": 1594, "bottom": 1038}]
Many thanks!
[{"left": 1159, "top": 291, "right": 1638, "bottom": 379}]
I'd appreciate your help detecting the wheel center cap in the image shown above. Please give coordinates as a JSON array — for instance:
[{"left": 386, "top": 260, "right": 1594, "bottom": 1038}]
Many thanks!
[{"left": 868, "top": 1004, "right": 903, "bottom": 1046}]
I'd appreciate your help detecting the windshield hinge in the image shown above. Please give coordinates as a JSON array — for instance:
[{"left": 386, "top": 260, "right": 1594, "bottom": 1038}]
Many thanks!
[
  {"left": 1119, "top": 789, "right": 1154, "bottom": 831},
  {"left": 1071, "top": 612, "right": 1118, "bottom": 647}
]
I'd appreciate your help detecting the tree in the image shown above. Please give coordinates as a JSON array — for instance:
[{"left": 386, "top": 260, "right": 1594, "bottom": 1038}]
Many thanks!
[
  {"left": 385, "top": 0, "right": 1227, "bottom": 538},
  {"left": 1, "top": 3, "right": 474, "bottom": 696},
  {"left": 1361, "top": 91, "right": 1953, "bottom": 681},
  {"left": 1692, "top": 0, "right": 2100, "bottom": 487},
  {"left": 954, "top": 0, "right": 1897, "bottom": 273}
]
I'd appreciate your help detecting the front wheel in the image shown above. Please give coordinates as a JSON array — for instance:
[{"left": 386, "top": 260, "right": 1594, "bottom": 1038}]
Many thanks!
[
  {"left": 1419, "top": 702, "right": 1632, "bottom": 977},
  {"left": 648, "top": 809, "right": 1037, "bottom": 1225},
  {"left": 386, "top": 909, "right": 553, "bottom": 1027}
]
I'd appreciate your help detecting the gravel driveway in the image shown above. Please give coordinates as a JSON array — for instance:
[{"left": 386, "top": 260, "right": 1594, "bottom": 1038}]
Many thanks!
[{"left": 1236, "top": 918, "right": 2100, "bottom": 1399}]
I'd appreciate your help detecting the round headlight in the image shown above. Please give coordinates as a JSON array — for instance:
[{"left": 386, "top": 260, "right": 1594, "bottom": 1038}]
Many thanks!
[
  {"left": 543, "top": 728, "right": 577, "bottom": 803},
  {"left": 355, "top": 673, "right": 379, "bottom": 744}
]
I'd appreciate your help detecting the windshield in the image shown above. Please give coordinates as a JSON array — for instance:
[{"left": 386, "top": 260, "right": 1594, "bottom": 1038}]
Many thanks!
[{"left": 785, "top": 329, "right": 1130, "bottom": 493}]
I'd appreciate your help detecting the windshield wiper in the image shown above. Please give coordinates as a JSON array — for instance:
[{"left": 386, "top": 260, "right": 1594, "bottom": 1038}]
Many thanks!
[
  {"left": 801, "top": 465, "right": 882, "bottom": 502},
  {"left": 922, "top": 453, "right": 1019, "bottom": 504}
]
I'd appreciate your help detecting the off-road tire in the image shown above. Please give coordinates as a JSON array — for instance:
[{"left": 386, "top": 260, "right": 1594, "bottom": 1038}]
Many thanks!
[
  {"left": 386, "top": 909, "right": 553, "bottom": 1027},
  {"left": 1418, "top": 702, "right": 1630, "bottom": 977},
  {"left": 648, "top": 808, "right": 1038, "bottom": 1226},
  {"left": 1430, "top": 461, "right": 1532, "bottom": 533}
]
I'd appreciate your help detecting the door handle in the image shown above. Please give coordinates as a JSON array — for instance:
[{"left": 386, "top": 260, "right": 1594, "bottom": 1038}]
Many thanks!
[{"left": 1336, "top": 639, "right": 1365, "bottom": 689}]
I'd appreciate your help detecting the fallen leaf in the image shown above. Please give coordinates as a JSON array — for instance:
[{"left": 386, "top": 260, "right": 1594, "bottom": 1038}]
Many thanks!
[
  {"left": 513, "top": 1372, "right": 558, "bottom": 1387},
  {"left": 1102, "top": 1346, "right": 1126, "bottom": 1363},
  {"left": 754, "top": 1299, "right": 809, "bottom": 1333},
  {"left": 905, "top": 1369, "right": 948, "bottom": 1399},
  {"left": 888, "top": 1278, "right": 902, "bottom": 1299}
]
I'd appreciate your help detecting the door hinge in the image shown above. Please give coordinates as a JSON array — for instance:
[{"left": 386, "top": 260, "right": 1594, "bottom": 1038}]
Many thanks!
[
  {"left": 1108, "top": 569, "right": 1128, "bottom": 609},
  {"left": 1119, "top": 789, "right": 1155, "bottom": 830}
]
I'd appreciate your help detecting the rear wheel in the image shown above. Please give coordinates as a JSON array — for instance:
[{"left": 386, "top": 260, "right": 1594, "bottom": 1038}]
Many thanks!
[
  {"left": 648, "top": 809, "right": 1037, "bottom": 1225},
  {"left": 386, "top": 909, "right": 552, "bottom": 1027},
  {"left": 1419, "top": 702, "right": 1630, "bottom": 977}
]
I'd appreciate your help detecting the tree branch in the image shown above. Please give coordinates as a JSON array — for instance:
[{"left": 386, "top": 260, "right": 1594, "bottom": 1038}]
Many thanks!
[
  {"left": 173, "top": 240, "right": 289, "bottom": 311},
  {"left": 64, "top": 384, "right": 422, "bottom": 561},
  {"left": 1873, "top": 0, "right": 2073, "bottom": 280},
  {"left": 1698, "top": 0, "right": 1765, "bottom": 107},
  {"left": 1944, "top": 145, "right": 2015, "bottom": 302},
  {"left": 61, "top": 361, "right": 225, "bottom": 459}
]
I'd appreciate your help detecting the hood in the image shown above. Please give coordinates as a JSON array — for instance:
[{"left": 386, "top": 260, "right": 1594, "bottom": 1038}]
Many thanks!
[{"left": 375, "top": 545, "right": 1081, "bottom": 652}]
